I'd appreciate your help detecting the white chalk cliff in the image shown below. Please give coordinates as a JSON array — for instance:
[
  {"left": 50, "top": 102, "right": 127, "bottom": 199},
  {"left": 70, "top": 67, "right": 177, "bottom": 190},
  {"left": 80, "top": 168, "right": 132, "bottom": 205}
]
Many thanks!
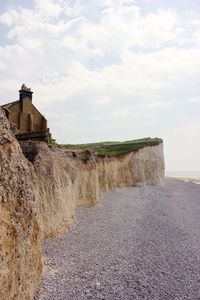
[{"left": 0, "top": 108, "right": 165, "bottom": 299}]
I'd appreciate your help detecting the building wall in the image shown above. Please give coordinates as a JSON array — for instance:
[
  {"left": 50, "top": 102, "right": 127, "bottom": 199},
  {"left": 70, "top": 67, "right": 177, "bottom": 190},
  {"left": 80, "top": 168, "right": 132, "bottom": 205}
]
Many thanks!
[
  {"left": 8, "top": 97, "right": 47, "bottom": 134},
  {"left": 8, "top": 102, "right": 21, "bottom": 131},
  {"left": 31, "top": 104, "right": 47, "bottom": 132}
]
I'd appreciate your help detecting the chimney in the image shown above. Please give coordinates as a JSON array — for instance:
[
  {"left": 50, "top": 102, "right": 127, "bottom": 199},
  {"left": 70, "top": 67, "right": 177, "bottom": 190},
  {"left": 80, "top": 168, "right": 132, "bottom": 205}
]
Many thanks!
[{"left": 19, "top": 84, "right": 33, "bottom": 101}]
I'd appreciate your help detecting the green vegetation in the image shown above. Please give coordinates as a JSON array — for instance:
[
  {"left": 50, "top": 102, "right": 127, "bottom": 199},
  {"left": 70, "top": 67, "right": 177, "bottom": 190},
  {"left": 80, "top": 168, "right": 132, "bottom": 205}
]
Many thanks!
[
  {"left": 60, "top": 137, "right": 163, "bottom": 157},
  {"left": 49, "top": 139, "right": 57, "bottom": 145}
]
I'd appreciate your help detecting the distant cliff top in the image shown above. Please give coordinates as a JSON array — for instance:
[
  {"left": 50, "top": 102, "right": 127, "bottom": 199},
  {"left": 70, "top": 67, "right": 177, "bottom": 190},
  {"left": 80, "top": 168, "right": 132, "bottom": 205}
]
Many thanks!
[{"left": 60, "top": 137, "right": 163, "bottom": 157}]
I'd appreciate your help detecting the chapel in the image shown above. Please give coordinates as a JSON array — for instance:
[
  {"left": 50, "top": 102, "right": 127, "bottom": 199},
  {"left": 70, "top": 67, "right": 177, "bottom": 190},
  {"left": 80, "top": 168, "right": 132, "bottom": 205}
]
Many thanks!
[{"left": 1, "top": 84, "right": 51, "bottom": 142}]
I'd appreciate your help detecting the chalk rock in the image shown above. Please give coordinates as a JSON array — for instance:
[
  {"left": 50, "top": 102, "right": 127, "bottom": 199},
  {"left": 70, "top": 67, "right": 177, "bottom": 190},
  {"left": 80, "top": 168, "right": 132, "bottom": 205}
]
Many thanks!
[{"left": 0, "top": 109, "right": 41, "bottom": 300}]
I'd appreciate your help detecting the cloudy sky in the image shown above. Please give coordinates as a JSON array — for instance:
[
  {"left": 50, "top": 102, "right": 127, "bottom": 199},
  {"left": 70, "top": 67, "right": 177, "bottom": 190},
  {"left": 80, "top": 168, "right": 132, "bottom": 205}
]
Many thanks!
[{"left": 0, "top": 0, "right": 200, "bottom": 171}]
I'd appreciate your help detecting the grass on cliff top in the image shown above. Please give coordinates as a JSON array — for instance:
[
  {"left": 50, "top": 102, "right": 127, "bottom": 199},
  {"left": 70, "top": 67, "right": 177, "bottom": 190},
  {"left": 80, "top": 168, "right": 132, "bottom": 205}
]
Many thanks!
[{"left": 60, "top": 137, "right": 163, "bottom": 157}]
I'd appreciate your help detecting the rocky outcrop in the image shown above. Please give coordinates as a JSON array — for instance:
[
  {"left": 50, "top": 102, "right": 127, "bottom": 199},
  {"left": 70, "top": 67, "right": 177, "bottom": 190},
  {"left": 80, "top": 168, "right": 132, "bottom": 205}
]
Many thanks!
[
  {"left": 0, "top": 107, "right": 165, "bottom": 299},
  {"left": 0, "top": 110, "right": 42, "bottom": 300}
]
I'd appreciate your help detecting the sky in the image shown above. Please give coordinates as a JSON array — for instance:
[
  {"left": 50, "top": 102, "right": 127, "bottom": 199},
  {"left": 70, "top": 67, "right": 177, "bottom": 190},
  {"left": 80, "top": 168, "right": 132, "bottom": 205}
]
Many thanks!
[{"left": 0, "top": 0, "right": 200, "bottom": 172}]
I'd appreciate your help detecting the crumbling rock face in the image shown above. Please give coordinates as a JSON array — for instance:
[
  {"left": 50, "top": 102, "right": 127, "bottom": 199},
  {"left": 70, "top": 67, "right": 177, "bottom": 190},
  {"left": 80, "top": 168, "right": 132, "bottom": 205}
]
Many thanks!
[
  {"left": 0, "top": 109, "right": 42, "bottom": 300},
  {"left": 0, "top": 110, "right": 14, "bottom": 145},
  {"left": 129, "top": 144, "right": 165, "bottom": 186},
  {"left": 25, "top": 142, "right": 77, "bottom": 240},
  {"left": 73, "top": 159, "right": 100, "bottom": 208},
  {"left": 98, "top": 144, "right": 165, "bottom": 191},
  {"left": 25, "top": 145, "right": 100, "bottom": 239},
  {"left": 98, "top": 154, "right": 133, "bottom": 191},
  {"left": 20, "top": 141, "right": 39, "bottom": 163}
]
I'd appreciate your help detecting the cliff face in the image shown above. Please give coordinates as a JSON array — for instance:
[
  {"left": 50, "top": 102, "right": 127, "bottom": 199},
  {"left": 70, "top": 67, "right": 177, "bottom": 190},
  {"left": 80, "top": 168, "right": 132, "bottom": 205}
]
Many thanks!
[
  {"left": 0, "top": 107, "right": 165, "bottom": 299},
  {"left": 19, "top": 142, "right": 164, "bottom": 240},
  {"left": 20, "top": 145, "right": 101, "bottom": 240},
  {"left": 98, "top": 144, "right": 164, "bottom": 191},
  {"left": 129, "top": 143, "right": 165, "bottom": 186},
  {"left": 21, "top": 142, "right": 77, "bottom": 240},
  {"left": 0, "top": 110, "right": 42, "bottom": 300}
]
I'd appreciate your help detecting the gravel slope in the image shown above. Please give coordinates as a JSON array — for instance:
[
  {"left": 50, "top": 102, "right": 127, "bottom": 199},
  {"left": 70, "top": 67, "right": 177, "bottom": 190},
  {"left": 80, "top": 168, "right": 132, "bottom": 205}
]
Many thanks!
[{"left": 34, "top": 178, "right": 200, "bottom": 300}]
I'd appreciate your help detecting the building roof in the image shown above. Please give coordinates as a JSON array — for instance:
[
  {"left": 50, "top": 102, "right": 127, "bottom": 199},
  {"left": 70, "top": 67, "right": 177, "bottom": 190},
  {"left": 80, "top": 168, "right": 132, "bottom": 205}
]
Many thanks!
[{"left": 1, "top": 100, "right": 20, "bottom": 110}]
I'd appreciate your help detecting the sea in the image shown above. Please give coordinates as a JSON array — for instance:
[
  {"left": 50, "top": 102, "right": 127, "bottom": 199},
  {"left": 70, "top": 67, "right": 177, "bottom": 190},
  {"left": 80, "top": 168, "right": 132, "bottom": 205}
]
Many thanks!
[{"left": 166, "top": 171, "right": 200, "bottom": 184}]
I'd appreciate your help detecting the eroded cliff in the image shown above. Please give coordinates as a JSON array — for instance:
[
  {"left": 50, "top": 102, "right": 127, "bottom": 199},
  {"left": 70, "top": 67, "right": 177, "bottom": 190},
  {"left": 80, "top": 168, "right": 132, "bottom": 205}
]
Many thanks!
[
  {"left": 0, "top": 108, "right": 165, "bottom": 299},
  {"left": 0, "top": 110, "right": 42, "bottom": 300},
  {"left": 20, "top": 141, "right": 164, "bottom": 240},
  {"left": 98, "top": 144, "right": 164, "bottom": 191}
]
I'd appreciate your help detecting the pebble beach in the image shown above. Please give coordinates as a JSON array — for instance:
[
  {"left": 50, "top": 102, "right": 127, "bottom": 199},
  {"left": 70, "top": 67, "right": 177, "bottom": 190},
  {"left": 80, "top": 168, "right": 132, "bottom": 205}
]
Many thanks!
[{"left": 35, "top": 178, "right": 200, "bottom": 300}]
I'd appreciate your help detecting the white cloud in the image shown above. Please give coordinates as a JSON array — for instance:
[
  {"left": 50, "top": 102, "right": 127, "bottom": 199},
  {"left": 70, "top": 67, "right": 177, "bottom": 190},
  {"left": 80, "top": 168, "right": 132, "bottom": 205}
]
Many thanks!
[
  {"left": 188, "top": 97, "right": 200, "bottom": 103},
  {"left": 0, "top": 0, "right": 200, "bottom": 170},
  {"left": 111, "top": 108, "right": 133, "bottom": 118},
  {"left": 35, "top": 0, "right": 63, "bottom": 18},
  {"left": 93, "top": 96, "right": 112, "bottom": 105}
]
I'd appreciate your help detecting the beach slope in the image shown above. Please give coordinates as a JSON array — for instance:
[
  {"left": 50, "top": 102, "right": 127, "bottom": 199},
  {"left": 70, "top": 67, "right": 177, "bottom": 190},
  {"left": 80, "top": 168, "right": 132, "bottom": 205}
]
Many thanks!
[{"left": 35, "top": 178, "right": 200, "bottom": 299}]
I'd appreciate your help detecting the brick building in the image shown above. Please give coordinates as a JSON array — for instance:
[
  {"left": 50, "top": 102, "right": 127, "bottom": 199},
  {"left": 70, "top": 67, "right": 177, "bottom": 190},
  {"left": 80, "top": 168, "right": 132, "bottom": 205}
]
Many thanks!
[{"left": 1, "top": 84, "right": 51, "bottom": 142}]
